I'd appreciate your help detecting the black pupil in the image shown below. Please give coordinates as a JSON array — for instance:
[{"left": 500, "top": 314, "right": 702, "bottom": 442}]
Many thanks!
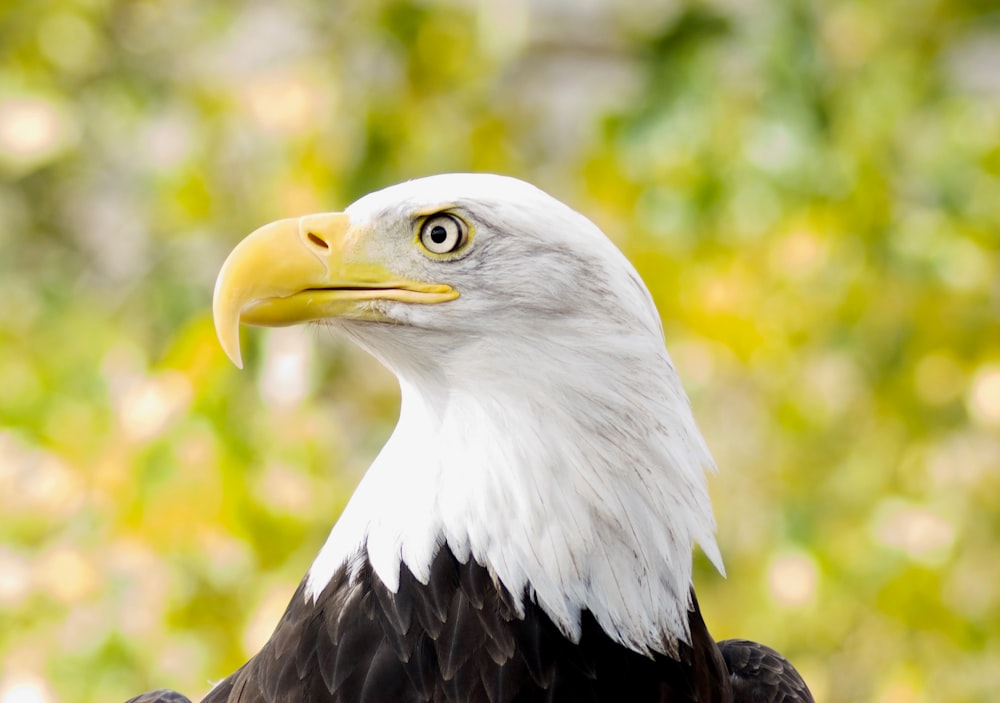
[{"left": 430, "top": 224, "right": 449, "bottom": 244}]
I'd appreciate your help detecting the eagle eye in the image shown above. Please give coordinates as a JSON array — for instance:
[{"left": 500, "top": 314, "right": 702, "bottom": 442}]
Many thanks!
[{"left": 418, "top": 214, "right": 468, "bottom": 256}]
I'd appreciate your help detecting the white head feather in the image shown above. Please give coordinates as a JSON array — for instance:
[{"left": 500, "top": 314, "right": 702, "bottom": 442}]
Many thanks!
[{"left": 303, "top": 173, "right": 723, "bottom": 656}]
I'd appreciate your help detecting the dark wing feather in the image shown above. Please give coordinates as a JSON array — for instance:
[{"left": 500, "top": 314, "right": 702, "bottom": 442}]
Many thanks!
[
  {"left": 718, "top": 639, "right": 814, "bottom": 703},
  {"left": 437, "top": 589, "right": 487, "bottom": 679},
  {"left": 124, "top": 690, "right": 192, "bottom": 703}
]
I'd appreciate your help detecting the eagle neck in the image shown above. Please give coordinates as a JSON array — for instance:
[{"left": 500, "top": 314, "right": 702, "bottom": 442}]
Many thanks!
[{"left": 306, "top": 328, "right": 723, "bottom": 657}]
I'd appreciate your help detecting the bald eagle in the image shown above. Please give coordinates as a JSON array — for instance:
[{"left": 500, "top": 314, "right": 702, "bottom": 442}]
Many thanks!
[{"left": 128, "top": 174, "right": 814, "bottom": 703}]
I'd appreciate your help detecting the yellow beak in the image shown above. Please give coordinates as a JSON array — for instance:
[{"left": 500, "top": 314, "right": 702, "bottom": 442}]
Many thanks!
[{"left": 212, "top": 213, "right": 458, "bottom": 368}]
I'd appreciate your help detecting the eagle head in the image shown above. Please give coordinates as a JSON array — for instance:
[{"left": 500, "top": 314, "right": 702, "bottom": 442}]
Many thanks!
[{"left": 213, "top": 173, "right": 723, "bottom": 656}]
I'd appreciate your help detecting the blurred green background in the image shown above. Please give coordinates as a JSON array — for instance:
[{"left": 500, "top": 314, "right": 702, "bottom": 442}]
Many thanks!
[{"left": 1, "top": 0, "right": 998, "bottom": 701}]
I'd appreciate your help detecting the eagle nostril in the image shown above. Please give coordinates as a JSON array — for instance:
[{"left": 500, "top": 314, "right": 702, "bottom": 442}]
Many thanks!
[{"left": 307, "top": 232, "right": 330, "bottom": 250}]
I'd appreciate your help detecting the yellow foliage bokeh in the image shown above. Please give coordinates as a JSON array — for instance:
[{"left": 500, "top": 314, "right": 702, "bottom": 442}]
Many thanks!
[{"left": 1, "top": 1, "right": 998, "bottom": 702}]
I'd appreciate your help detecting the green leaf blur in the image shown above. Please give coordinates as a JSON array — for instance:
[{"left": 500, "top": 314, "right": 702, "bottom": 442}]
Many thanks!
[{"left": 1, "top": 1, "right": 997, "bottom": 702}]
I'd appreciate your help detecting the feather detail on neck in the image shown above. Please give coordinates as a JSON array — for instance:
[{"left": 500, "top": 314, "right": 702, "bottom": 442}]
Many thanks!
[{"left": 305, "top": 313, "right": 722, "bottom": 657}]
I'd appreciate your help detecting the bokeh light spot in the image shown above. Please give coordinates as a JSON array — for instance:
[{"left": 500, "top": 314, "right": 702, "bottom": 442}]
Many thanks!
[
  {"left": 38, "top": 12, "right": 101, "bottom": 72},
  {"left": 966, "top": 363, "right": 1000, "bottom": 428},
  {"left": 34, "top": 547, "right": 101, "bottom": 604},
  {"left": 243, "top": 71, "right": 326, "bottom": 136},
  {"left": 0, "top": 96, "right": 77, "bottom": 171},
  {"left": 260, "top": 327, "right": 313, "bottom": 409},
  {"left": 767, "top": 550, "right": 819, "bottom": 607},
  {"left": 118, "top": 372, "right": 194, "bottom": 442},
  {"left": 872, "top": 500, "right": 956, "bottom": 565},
  {"left": 0, "top": 676, "right": 54, "bottom": 703}
]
